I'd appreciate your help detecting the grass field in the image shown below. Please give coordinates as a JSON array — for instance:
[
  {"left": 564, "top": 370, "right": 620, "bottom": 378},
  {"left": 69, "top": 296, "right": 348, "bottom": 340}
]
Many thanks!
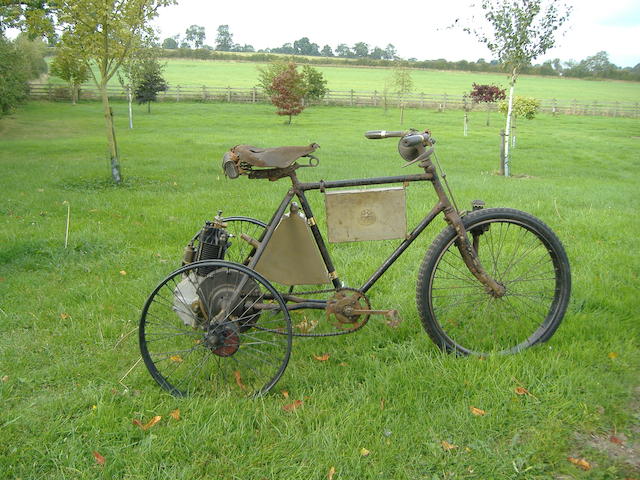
[
  {"left": 45, "top": 58, "right": 640, "bottom": 103},
  {"left": 1, "top": 101, "right": 639, "bottom": 479}
]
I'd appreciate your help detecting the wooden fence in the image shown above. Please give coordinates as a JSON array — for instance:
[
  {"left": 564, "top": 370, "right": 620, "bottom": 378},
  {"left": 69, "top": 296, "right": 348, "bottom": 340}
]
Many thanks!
[{"left": 29, "top": 83, "right": 640, "bottom": 118}]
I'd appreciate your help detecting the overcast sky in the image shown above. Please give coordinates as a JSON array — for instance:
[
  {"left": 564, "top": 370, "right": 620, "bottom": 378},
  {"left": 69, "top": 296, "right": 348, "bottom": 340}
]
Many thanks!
[{"left": 152, "top": 0, "right": 640, "bottom": 68}]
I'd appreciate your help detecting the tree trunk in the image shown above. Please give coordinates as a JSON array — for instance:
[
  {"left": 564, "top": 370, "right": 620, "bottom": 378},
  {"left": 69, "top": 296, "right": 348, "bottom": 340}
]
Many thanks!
[
  {"left": 464, "top": 112, "right": 468, "bottom": 136},
  {"left": 100, "top": 82, "right": 122, "bottom": 183},
  {"left": 128, "top": 86, "right": 133, "bottom": 129},
  {"left": 147, "top": 101, "right": 151, "bottom": 114},
  {"left": 486, "top": 106, "right": 490, "bottom": 126},
  {"left": 503, "top": 70, "right": 516, "bottom": 177}
]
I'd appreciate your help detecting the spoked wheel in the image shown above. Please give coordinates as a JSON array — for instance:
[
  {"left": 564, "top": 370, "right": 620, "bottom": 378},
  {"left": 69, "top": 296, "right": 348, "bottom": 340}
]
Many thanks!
[
  {"left": 416, "top": 208, "right": 571, "bottom": 355},
  {"left": 139, "top": 260, "right": 292, "bottom": 397}
]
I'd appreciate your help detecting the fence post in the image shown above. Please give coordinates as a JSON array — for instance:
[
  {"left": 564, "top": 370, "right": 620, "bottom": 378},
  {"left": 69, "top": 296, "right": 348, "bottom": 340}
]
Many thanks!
[
  {"left": 176, "top": 85, "right": 181, "bottom": 102},
  {"left": 227, "top": 86, "right": 231, "bottom": 102},
  {"left": 552, "top": 98, "right": 557, "bottom": 116},
  {"left": 202, "top": 85, "right": 207, "bottom": 101},
  {"left": 252, "top": 87, "right": 256, "bottom": 103},
  {"left": 350, "top": 89, "right": 354, "bottom": 107},
  {"left": 420, "top": 92, "right": 424, "bottom": 108},
  {"left": 499, "top": 130, "right": 506, "bottom": 176},
  {"left": 373, "top": 90, "right": 378, "bottom": 107},
  {"left": 443, "top": 93, "right": 447, "bottom": 111}
]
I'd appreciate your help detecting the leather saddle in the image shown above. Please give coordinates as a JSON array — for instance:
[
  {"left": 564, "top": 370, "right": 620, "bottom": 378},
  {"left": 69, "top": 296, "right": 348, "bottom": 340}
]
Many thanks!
[{"left": 222, "top": 143, "right": 319, "bottom": 178}]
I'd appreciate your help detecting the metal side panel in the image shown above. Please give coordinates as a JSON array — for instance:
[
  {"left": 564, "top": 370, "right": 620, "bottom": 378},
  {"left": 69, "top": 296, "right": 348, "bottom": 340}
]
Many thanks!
[
  {"left": 325, "top": 187, "right": 407, "bottom": 243},
  {"left": 254, "top": 213, "right": 330, "bottom": 286}
]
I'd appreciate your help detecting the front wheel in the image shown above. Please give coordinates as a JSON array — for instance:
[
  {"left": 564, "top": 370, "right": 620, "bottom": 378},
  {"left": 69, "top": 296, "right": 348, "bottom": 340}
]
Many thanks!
[
  {"left": 416, "top": 208, "right": 571, "bottom": 355},
  {"left": 139, "top": 260, "right": 292, "bottom": 397}
]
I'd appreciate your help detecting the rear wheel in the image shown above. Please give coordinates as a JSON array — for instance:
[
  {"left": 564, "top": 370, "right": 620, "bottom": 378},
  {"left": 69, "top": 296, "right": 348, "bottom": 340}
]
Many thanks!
[
  {"left": 139, "top": 260, "right": 292, "bottom": 396},
  {"left": 416, "top": 208, "right": 571, "bottom": 355}
]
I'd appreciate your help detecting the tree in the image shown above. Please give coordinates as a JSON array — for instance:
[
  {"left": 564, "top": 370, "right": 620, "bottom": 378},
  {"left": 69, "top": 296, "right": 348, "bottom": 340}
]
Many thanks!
[
  {"left": 215, "top": 24, "right": 233, "bottom": 51},
  {"left": 353, "top": 42, "right": 369, "bottom": 58},
  {"left": 384, "top": 44, "right": 397, "bottom": 60},
  {"left": 301, "top": 65, "right": 327, "bottom": 102},
  {"left": 259, "top": 61, "right": 327, "bottom": 103},
  {"left": 335, "top": 43, "right": 352, "bottom": 58},
  {"left": 499, "top": 96, "right": 540, "bottom": 150},
  {"left": 269, "top": 62, "right": 305, "bottom": 124},
  {"left": 293, "top": 37, "right": 319, "bottom": 56},
  {"left": 56, "top": 0, "right": 175, "bottom": 183},
  {"left": 462, "top": 0, "right": 571, "bottom": 176},
  {"left": 469, "top": 83, "right": 506, "bottom": 126},
  {"left": 579, "top": 51, "right": 616, "bottom": 78},
  {"left": 320, "top": 44, "right": 333, "bottom": 57},
  {"left": 184, "top": 25, "right": 205, "bottom": 49},
  {"left": 370, "top": 46, "right": 385, "bottom": 60},
  {"left": 0, "top": 35, "right": 30, "bottom": 115},
  {"left": 0, "top": 1, "right": 57, "bottom": 41},
  {"left": 132, "top": 56, "right": 168, "bottom": 113},
  {"left": 50, "top": 38, "right": 90, "bottom": 104},
  {"left": 391, "top": 62, "right": 413, "bottom": 124},
  {"left": 162, "top": 37, "right": 178, "bottom": 49}
]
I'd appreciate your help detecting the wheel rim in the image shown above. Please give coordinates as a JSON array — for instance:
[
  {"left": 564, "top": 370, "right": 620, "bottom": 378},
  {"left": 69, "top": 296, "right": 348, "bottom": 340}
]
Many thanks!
[
  {"left": 140, "top": 260, "right": 291, "bottom": 397},
  {"left": 221, "top": 217, "right": 266, "bottom": 265},
  {"left": 428, "top": 218, "right": 565, "bottom": 355}
]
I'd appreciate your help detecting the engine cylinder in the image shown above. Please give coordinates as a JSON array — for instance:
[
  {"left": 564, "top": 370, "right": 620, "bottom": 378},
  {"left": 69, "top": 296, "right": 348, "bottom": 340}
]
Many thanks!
[{"left": 196, "top": 222, "right": 230, "bottom": 275}]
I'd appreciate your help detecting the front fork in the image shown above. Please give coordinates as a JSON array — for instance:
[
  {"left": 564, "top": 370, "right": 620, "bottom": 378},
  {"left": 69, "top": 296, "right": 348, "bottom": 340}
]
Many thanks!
[{"left": 445, "top": 206, "right": 505, "bottom": 298}]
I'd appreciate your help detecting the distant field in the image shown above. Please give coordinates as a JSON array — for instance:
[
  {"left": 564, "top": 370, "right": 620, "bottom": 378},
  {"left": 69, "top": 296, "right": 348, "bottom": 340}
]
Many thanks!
[{"left": 46, "top": 58, "right": 640, "bottom": 104}]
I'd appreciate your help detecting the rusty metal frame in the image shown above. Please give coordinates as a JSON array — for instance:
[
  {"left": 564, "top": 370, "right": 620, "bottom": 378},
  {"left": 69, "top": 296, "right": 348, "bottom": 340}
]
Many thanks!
[{"left": 242, "top": 146, "right": 505, "bottom": 311}]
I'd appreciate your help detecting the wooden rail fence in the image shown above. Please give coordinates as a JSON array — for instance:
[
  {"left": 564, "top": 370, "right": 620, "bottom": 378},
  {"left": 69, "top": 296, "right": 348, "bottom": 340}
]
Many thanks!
[{"left": 29, "top": 83, "right": 640, "bottom": 118}]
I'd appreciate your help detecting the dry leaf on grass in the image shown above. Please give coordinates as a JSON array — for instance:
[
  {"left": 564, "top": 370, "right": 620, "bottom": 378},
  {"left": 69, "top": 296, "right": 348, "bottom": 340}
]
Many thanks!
[
  {"left": 567, "top": 457, "right": 591, "bottom": 470},
  {"left": 133, "top": 415, "right": 162, "bottom": 431},
  {"left": 514, "top": 387, "right": 532, "bottom": 396},
  {"left": 234, "top": 370, "right": 247, "bottom": 391},
  {"left": 380, "top": 398, "right": 385, "bottom": 411},
  {"left": 281, "top": 390, "right": 289, "bottom": 399},
  {"left": 441, "top": 441, "right": 457, "bottom": 451},
  {"left": 313, "top": 353, "right": 330, "bottom": 362},
  {"left": 609, "top": 435, "right": 623, "bottom": 445},
  {"left": 360, "top": 447, "right": 371, "bottom": 457},
  {"left": 1, "top": 375, "right": 8, "bottom": 382},
  {"left": 608, "top": 352, "right": 618, "bottom": 359},
  {"left": 470, "top": 406, "right": 486, "bottom": 416},
  {"left": 169, "top": 355, "right": 183, "bottom": 363},
  {"left": 282, "top": 400, "right": 303, "bottom": 412},
  {"left": 327, "top": 466, "right": 336, "bottom": 480},
  {"left": 119, "top": 270, "right": 127, "bottom": 276},
  {"left": 92, "top": 451, "right": 106, "bottom": 466},
  {"left": 169, "top": 409, "right": 180, "bottom": 420},
  {"left": 60, "top": 313, "right": 70, "bottom": 320}
]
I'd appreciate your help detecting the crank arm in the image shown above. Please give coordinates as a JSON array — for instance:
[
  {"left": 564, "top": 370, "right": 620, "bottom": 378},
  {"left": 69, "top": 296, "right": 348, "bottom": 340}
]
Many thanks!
[{"left": 347, "top": 308, "right": 403, "bottom": 328}]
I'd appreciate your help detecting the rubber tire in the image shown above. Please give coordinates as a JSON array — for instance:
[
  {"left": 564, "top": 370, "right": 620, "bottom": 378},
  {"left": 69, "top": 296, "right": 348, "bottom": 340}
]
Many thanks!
[{"left": 416, "top": 208, "right": 571, "bottom": 355}]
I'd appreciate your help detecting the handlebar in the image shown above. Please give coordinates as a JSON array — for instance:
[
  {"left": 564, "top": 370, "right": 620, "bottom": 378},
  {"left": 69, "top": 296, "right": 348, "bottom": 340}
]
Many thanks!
[
  {"left": 364, "top": 130, "right": 405, "bottom": 139},
  {"left": 365, "top": 130, "right": 436, "bottom": 145}
]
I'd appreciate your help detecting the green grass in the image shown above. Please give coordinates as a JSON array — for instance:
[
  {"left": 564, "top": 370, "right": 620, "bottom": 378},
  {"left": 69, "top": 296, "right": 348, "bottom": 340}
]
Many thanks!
[
  {"left": 1, "top": 101, "right": 639, "bottom": 479},
  {"left": 45, "top": 58, "right": 640, "bottom": 103}
]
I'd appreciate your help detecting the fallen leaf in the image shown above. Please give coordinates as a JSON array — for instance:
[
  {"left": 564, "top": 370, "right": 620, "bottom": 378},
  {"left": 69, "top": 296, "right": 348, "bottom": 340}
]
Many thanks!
[
  {"left": 514, "top": 387, "right": 530, "bottom": 395},
  {"left": 119, "top": 270, "right": 127, "bottom": 276},
  {"left": 234, "top": 370, "right": 247, "bottom": 391},
  {"left": 282, "top": 400, "right": 303, "bottom": 412},
  {"left": 567, "top": 457, "right": 591, "bottom": 470},
  {"left": 169, "top": 409, "right": 180, "bottom": 420},
  {"left": 92, "top": 451, "right": 106, "bottom": 466},
  {"left": 470, "top": 406, "right": 486, "bottom": 416},
  {"left": 608, "top": 352, "right": 618, "bottom": 359},
  {"left": 133, "top": 415, "right": 162, "bottom": 431},
  {"left": 327, "top": 466, "right": 336, "bottom": 480},
  {"left": 339, "top": 362, "right": 348, "bottom": 367},
  {"left": 441, "top": 440, "right": 457, "bottom": 451},
  {"left": 380, "top": 398, "right": 385, "bottom": 411},
  {"left": 91, "top": 405, "right": 97, "bottom": 410},
  {"left": 37, "top": 188, "right": 44, "bottom": 192},
  {"left": 609, "top": 435, "right": 623, "bottom": 445},
  {"left": 313, "top": 353, "right": 330, "bottom": 362},
  {"left": 281, "top": 390, "right": 289, "bottom": 399},
  {"left": 60, "top": 313, "right": 70, "bottom": 320},
  {"left": 169, "top": 355, "right": 183, "bottom": 363},
  {"left": 360, "top": 447, "right": 370, "bottom": 457},
  {"left": 1, "top": 375, "right": 8, "bottom": 382},
  {"left": 0, "top": 277, "right": 4, "bottom": 282}
]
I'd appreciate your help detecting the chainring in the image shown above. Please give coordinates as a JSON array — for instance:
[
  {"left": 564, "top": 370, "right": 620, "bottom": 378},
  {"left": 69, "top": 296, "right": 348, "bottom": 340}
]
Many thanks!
[{"left": 325, "top": 288, "right": 371, "bottom": 331}]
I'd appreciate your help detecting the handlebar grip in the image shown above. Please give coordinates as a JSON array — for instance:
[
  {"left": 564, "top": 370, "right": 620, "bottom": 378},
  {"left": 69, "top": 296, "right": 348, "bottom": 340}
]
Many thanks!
[{"left": 365, "top": 130, "right": 404, "bottom": 139}]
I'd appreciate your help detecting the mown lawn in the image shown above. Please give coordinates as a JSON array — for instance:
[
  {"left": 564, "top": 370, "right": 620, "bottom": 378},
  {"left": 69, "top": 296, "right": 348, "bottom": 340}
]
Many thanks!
[{"left": 1, "top": 101, "right": 639, "bottom": 479}]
